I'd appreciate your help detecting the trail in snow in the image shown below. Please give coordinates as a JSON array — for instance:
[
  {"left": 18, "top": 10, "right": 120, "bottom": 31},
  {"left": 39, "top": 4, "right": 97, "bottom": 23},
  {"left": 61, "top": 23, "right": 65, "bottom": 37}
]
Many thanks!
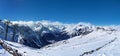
[
  {"left": 80, "top": 37, "right": 117, "bottom": 56},
  {"left": 0, "top": 20, "right": 120, "bottom": 56}
]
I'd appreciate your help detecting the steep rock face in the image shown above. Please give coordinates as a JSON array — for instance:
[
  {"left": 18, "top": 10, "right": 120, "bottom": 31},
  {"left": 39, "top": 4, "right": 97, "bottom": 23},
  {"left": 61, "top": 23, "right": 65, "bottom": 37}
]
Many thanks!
[
  {"left": 0, "top": 26, "right": 4, "bottom": 38},
  {"left": 17, "top": 22, "right": 70, "bottom": 47},
  {"left": 0, "top": 21, "right": 93, "bottom": 48},
  {"left": 33, "top": 22, "right": 51, "bottom": 46},
  {"left": 41, "top": 32, "right": 56, "bottom": 45},
  {"left": 17, "top": 25, "right": 42, "bottom": 48},
  {"left": 0, "top": 20, "right": 116, "bottom": 48},
  {"left": 0, "top": 21, "right": 5, "bottom": 39},
  {"left": 12, "top": 23, "right": 95, "bottom": 48},
  {"left": 66, "top": 23, "right": 94, "bottom": 37}
]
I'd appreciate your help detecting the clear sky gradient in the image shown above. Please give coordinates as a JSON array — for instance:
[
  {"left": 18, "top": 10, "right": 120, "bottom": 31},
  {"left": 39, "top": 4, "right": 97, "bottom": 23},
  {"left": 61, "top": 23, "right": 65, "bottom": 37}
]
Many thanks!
[{"left": 0, "top": 0, "right": 120, "bottom": 25}]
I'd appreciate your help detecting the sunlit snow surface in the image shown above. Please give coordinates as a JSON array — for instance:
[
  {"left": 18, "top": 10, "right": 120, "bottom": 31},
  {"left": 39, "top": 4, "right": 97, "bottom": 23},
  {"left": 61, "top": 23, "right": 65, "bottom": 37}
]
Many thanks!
[
  {"left": 0, "top": 49, "right": 12, "bottom": 56},
  {"left": 0, "top": 20, "right": 120, "bottom": 56}
]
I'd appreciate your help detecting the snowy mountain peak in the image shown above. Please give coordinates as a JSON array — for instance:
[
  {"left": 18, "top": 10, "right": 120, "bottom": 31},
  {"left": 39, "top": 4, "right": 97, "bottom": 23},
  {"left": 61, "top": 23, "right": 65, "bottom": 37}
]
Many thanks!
[{"left": 0, "top": 20, "right": 119, "bottom": 56}]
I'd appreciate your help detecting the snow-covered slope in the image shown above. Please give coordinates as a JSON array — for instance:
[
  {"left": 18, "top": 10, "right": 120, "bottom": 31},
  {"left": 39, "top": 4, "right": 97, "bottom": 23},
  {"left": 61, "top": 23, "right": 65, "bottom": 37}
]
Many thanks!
[
  {"left": 1, "top": 28, "right": 120, "bottom": 56},
  {"left": 0, "top": 20, "right": 120, "bottom": 56},
  {"left": 0, "top": 20, "right": 96, "bottom": 48}
]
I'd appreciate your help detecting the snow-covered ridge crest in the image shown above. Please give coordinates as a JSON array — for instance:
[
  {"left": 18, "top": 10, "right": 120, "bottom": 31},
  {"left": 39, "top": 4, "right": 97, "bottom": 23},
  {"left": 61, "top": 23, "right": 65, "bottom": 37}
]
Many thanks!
[
  {"left": 0, "top": 20, "right": 117, "bottom": 49},
  {"left": 11, "top": 20, "right": 66, "bottom": 27},
  {"left": 0, "top": 20, "right": 120, "bottom": 56},
  {"left": 10, "top": 20, "right": 116, "bottom": 32},
  {"left": 11, "top": 20, "right": 68, "bottom": 30},
  {"left": 1, "top": 20, "right": 117, "bottom": 38},
  {"left": 11, "top": 20, "right": 95, "bottom": 30}
]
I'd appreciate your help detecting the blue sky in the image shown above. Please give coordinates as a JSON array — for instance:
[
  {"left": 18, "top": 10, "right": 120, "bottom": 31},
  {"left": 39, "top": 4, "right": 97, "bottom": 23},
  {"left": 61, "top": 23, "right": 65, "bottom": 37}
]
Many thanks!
[{"left": 0, "top": 0, "right": 120, "bottom": 25}]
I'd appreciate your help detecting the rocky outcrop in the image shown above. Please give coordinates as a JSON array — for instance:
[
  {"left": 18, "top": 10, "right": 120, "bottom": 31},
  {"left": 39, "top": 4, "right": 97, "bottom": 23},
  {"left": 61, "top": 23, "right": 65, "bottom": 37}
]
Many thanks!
[{"left": 0, "top": 39, "right": 22, "bottom": 56}]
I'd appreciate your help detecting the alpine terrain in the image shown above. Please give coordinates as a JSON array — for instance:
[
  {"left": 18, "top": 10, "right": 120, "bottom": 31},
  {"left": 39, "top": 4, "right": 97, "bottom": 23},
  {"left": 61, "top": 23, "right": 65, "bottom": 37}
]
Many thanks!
[{"left": 0, "top": 20, "right": 120, "bottom": 56}]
